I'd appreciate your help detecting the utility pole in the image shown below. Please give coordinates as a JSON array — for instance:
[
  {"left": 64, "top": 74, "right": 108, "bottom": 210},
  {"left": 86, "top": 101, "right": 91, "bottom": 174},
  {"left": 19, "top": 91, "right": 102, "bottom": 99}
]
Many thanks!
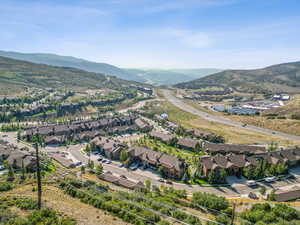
[
  {"left": 231, "top": 202, "right": 236, "bottom": 225},
  {"left": 35, "top": 143, "right": 42, "bottom": 210}
]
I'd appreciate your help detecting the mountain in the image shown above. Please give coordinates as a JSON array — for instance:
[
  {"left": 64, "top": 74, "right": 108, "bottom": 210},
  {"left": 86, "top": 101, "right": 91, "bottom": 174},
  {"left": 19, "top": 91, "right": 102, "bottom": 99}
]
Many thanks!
[
  {"left": 0, "top": 50, "right": 145, "bottom": 82},
  {"left": 125, "top": 68, "right": 221, "bottom": 85},
  {"left": 175, "top": 61, "right": 300, "bottom": 93},
  {"left": 0, "top": 56, "right": 145, "bottom": 94}
]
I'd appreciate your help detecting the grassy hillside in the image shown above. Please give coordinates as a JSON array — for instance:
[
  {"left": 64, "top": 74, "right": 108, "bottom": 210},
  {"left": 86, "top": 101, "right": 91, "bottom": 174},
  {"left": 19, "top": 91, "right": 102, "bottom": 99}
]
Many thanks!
[
  {"left": 0, "top": 56, "right": 144, "bottom": 94},
  {"left": 126, "top": 68, "right": 221, "bottom": 85},
  {"left": 0, "top": 50, "right": 145, "bottom": 82},
  {"left": 175, "top": 61, "right": 300, "bottom": 93}
]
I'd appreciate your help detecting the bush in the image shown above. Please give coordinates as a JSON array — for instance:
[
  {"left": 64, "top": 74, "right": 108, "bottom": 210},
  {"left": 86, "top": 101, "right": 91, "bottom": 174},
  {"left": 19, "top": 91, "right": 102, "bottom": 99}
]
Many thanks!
[
  {"left": 291, "top": 114, "right": 300, "bottom": 120},
  {"left": 240, "top": 203, "right": 300, "bottom": 224},
  {"left": 0, "top": 182, "right": 12, "bottom": 192},
  {"left": 14, "top": 198, "right": 39, "bottom": 210},
  {"left": 7, "top": 208, "right": 76, "bottom": 225},
  {"left": 191, "top": 192, "right": 229, "bottom": 211}
]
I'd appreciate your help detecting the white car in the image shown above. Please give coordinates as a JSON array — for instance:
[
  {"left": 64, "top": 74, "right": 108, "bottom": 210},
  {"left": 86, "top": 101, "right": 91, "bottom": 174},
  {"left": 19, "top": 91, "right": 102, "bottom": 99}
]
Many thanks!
[
  {"left": 264, "top": 177, "right": 277, "bottom": 183},
  {"left": 246, "top": 180, "right": 257, "bottom": 186}
]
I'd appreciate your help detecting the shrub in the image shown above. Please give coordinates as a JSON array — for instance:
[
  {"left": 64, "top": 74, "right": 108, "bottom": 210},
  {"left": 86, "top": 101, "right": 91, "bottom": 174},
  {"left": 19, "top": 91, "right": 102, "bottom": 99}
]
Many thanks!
[
  {"left": 14, "top": 198, "right": 39, "bottom": 210},
  {"left": 0, "top": 183, "right": 12, "bottom": 192},
  {"left": 191, "top": 192, "right": 229, "bottom": 211}
]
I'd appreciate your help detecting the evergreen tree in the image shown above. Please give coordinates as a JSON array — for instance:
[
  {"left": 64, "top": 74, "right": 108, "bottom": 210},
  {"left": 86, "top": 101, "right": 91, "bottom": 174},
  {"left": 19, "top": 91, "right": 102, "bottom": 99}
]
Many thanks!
[
  {"left": 219, "top": 169, "right": 227, "bottom": 184},
  {"left": 81, "top": 165, "right": 86, "bottom": 174},
  {"left": 208, "top": 170, "right": 217, "bottom": 184},
  {"left": 7, "top": 165, "right": 15, "bottom": 182},
  {"left": 120, "top": 150, "right": 129, "bottom": 162},
  {"left": 95, "top": 164, "right": 103, "bottom": 175},
  {"left": 21, "top": 160, "right": 26, "bottom": 180}
]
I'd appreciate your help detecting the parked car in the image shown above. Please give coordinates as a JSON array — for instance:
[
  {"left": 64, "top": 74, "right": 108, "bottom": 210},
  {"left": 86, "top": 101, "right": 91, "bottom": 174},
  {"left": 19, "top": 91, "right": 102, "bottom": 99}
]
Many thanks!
[
  {"left": 129, "top": 163, "right": 139, "bottom": 171},
  {"left": 97, "top": 158, "right": 103, "bottom": 162},
  {"left": 107, "top": 160, "right": 112, "bottom": 164},
  {"left": 158, "top": 178, "right": 165, "bottom": 183},
  {"left": 102, "top": 159, "right": 107, "bottom": 163},
  {"left": 166, "top": 180, "right": 173, "bottom": 185},
  {"left": 246, "top": 180, "right": 257, "bottom": 187},
  {"left": 264, "top": 177, "right": 277, "bottom": 183},
  {"left": 0, "top": 165, "right": 5, "bottom": 170},
  {"left": 119, "top": 164, "right": 124, "bottom": 168}
]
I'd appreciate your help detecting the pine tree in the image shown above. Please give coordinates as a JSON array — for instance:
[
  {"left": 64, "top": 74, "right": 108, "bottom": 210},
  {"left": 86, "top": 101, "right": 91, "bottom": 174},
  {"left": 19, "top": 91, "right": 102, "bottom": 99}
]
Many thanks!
[
  {"left": 95, "top": 164, "right": 103, "bottom": 175},
  {"left": 35, "top": 143, "right": 42, "bottom": 210},
  {"left": 21, "top": 160, "right": 26, "bottom": 180},
  {"left": 7, "top": 164, "right": 15, "bottom": 182}
]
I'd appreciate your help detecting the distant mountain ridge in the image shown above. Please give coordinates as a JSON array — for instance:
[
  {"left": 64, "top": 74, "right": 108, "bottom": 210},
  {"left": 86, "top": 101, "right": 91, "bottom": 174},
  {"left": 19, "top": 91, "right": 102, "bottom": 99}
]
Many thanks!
[
  {"left": 0, "top": 56, "right": 145, "bottom": 94},
  {"left": 0, "top": 50, "right": 145, "bottom": 82},
  {"left": 125, "top": 68, "right": 221, "bottom": 85},
  {"left": 175, "top": 61, "right": 300, "bottom": 93}
]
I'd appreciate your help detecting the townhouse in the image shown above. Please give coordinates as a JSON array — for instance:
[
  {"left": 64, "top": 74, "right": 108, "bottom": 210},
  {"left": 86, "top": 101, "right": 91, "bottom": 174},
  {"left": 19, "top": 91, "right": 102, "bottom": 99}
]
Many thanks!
[
  {"left": 21, "top": 114, "right": 140, "bottom": 144},
  {"left": 203, "top": 142, "right": 267, "bottom": 155},
  {"left": 92, "top": 136, "right": 125, "bottom": 160},
  {"left": 128, "top": 146, "right": 186, "bottom": 179},
  {"left": 149, "top": 131, "right": 177, "bottom": 145},
  {"left": 99, "top": 171, "right": 144, "bottom": 190},
  {"left": 200, "top": 147, "right": 300, "bottom": 177},
  {"left": 177, "top": 138, "right": 201, "bottom": 151},
  {"left": 0, "top": 142, "right": 36, "bottom": 171}
]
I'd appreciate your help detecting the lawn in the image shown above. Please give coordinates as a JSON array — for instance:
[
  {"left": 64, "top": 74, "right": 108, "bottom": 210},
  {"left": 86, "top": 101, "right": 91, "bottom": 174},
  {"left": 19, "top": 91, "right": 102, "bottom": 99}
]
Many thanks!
[{"left": 138, "top": 136, "right": 203, "bottom": 167}]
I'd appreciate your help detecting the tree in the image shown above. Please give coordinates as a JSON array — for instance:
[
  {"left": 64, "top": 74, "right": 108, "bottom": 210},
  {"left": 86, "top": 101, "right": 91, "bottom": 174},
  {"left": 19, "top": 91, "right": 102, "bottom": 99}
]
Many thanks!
[
  {"left": 219, "top": 168, "right": 227, "bottom": 184},
  {"left": 21, "top": 160, "right": 26, "bottom": 180},
  {"left": 268, "top": 142, "right": 278, "bottom": 151},
  {"left": 120, "top": 150, "right": 129, "bottom": 162},
  {"left": 208, "top": 170, "right": 218, "bottom": 184},
  {"left": 194, "top": 142, "right": 202, "bottom": 153},
  {"left": 194, "top": 164, "right": 203, "bottom": 179},
  {"left": 88, "top": 159, "right": 94, "bottom": 169},
  {"left": 181, "top": 170, "right": 190, "bottom": 183},
  {"left": 145, "top": 179, "right": 152, "bottom": 192},
  {"left": 7, "top": 164, "right": 15, "bottom": 182},
  {"left": 96, "top": 164, "right": 103, "bottom": 176},
  {"left": 17, "top": 130, "right": 21, "bottom": 141},
  {"left": 259, "top": 186, "right": 266, "bottom": 195},
  {"left": 81, "top": 165, "right": 86, "bottom": 174},
  {"left": 35, "top": 143, "right": 42, "bottom": 210},
  {"left": 268, "top": 189, "right": 276, "bottom": 201}
]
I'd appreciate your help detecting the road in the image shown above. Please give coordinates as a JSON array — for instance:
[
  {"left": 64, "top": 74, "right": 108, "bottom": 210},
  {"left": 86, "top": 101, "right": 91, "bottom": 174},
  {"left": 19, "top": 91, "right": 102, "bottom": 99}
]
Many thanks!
[
  {"left": 3, "top": 131, "right": 300, "bottom": 197},
  {"left": 162, "top": 89, "right": 300, "bottom": 143}
]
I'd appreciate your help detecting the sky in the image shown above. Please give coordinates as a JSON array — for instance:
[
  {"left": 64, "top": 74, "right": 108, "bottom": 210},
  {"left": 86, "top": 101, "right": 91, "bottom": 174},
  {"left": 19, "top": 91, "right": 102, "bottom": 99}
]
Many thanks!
[{"left": 0, "top": 0, "right": 299, "bottom": 69}]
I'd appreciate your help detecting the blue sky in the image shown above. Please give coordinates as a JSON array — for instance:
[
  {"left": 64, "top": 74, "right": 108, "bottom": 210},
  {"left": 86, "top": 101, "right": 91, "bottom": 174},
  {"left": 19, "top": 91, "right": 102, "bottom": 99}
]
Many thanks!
[{"left": 0, "top": 0, "right": 299, "bottom": 69}]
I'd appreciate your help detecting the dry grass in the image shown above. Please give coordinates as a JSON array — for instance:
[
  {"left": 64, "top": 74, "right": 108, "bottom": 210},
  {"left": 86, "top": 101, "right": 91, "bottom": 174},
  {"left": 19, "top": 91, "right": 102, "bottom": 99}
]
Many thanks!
[
  {"left": 180, "top": 97, "right": 300, "bottom": 144},
  {"left": 2, "top": 184, "right": 129, "bottom": 225},
  {"left": 151, "top": 100, "right": 300, "bottom": 146},
  {"left": 225, "top": 115, "right": 300, "bottom": 136}
]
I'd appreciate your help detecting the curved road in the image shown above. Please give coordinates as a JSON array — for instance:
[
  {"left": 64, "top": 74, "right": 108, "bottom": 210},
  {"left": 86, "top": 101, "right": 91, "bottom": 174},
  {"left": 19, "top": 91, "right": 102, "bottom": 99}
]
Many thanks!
[{"left": 162, "top": 89, "right": 300, "bottom": 143}]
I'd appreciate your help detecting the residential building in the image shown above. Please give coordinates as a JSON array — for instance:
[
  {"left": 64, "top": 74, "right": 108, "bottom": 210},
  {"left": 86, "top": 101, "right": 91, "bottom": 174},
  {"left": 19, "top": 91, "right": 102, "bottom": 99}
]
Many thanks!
[
  {"left": 92, "top": 137, "right": 124, "bottom": 160},
  {"left": 149, "top": 131, "right": 176, "bottom": 145},
  {"left": 203, "top": 142, "right": 266, "bottom": 155},
  {"left": 177, "top": 138, "right": 201, "bottom": 151},
  {"left": 128, "top": 146, "right": 185, "bottom": 179}
]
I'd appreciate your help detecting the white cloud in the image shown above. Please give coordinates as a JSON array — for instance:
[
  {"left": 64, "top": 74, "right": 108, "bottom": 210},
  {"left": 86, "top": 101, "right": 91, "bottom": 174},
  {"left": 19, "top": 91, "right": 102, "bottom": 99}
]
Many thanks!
[{"left": 166, "top": 29, "right": 214, "bottom": 48}]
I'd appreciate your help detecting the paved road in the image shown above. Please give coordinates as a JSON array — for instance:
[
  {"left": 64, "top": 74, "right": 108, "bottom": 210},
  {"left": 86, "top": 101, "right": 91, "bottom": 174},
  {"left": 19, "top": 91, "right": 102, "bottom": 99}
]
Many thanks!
[
  {"left": 162, "top": 89, "right": 300, "bottom": 143},
  {"left": 3, "top": 131, "right": 300, "bottom": 197}
]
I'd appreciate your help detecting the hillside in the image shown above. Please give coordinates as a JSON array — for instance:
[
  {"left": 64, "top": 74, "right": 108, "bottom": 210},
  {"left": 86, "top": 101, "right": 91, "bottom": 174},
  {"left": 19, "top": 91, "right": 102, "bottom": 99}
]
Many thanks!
[
  {"left": 0, "top": 50, "right": 145, "bottom": 82},
  {"left": 175, "top": 61, "right": 300, "bottom": 93},
  {"left": 125, "top": 68, "right": 221, "bottom": 85},
  {"left": 0, "top": 56, "right": 144, "bottom": 94}
]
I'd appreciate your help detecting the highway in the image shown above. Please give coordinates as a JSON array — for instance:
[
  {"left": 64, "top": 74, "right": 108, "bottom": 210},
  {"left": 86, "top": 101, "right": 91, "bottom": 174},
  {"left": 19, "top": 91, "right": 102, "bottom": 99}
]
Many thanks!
[{"left": 162, "top": 89, "right": 300, "bottom": 143}]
